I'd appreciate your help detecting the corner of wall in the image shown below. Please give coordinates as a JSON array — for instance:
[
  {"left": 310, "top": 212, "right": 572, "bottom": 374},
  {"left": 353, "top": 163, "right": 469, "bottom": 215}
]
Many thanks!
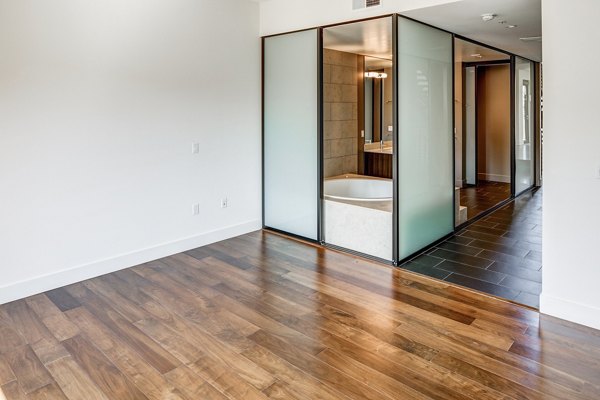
[
  {"left": 0, "top": 220, "right": 262, "bottom": 305},
  {"left": 540, "top": 292, "right": 600, "bottom": 331}
]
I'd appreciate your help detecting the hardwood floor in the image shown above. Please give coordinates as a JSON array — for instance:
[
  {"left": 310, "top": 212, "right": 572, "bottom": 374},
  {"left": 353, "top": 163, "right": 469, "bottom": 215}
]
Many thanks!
[
  {"left": 404, "top": 187, "right": 543, "bottom": 308},
  {"left": 2, "top": 228, "right": 599, "bottom": 399}
]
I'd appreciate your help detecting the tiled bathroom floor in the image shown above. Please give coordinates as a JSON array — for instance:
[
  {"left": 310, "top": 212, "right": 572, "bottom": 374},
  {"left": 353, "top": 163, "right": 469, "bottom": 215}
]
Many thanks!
[
  {"left": 401, "top": 187, "right": 542, "bottom": 308},
  {"left": 460, "top": 180, "right": 511, "bottom": 220}
]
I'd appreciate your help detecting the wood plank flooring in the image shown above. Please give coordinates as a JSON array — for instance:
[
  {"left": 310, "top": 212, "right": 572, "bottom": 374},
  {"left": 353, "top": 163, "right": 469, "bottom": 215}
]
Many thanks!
[
  {"left": 2, "top": 228, "right": 599, "bottom": 399},
  {"left": 404, "top": 187, "right": 542, "bottom": 308}
]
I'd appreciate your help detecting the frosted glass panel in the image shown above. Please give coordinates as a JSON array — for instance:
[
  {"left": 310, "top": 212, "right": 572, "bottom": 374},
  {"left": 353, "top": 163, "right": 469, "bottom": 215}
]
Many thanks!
[
  {"left": 515, "top": 57, "right": 535, "bottom": 195},
  {"left": 397, "top": 18, "right": 454, "bottom": 260},
  {"left": 264, "top": 30, "right": 318, "bottom": 240}
]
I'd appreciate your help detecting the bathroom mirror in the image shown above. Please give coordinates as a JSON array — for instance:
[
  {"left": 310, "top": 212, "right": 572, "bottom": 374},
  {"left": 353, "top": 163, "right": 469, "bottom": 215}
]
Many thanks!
[{"left": 364, "top": 56, "right": 393, "bottom": 144}]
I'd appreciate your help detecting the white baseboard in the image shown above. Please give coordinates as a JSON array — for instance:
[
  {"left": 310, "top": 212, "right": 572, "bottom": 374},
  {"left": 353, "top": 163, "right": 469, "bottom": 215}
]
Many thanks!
[
  {"left": 477, "top": 173, "right": 510, "bottom": 183},
  {"left": 0, "top": 219, "right": 262, "bottom": 305},
  {"left": 540, "top": 292, "right": 600, "bottom": 330}
]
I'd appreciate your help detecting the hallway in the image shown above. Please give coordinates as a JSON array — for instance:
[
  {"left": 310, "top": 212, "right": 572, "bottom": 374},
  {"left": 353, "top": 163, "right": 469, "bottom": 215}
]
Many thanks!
[{"left": 401, "top": 188, "right": 542, "bottom": 308}]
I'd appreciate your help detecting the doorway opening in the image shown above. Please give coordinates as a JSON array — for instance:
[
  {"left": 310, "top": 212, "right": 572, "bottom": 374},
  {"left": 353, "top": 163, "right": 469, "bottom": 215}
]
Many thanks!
[
  {"left": 454, "top": 38, "right": 511, "bottom": 224},
  {"left": 321, "top": 16, "right": 394, "bottom": 261}
]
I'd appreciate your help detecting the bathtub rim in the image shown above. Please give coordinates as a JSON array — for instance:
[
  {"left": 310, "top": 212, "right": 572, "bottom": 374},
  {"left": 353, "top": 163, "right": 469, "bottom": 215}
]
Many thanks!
[{"left": 324, "top": 174, "right": 393, "bottom": 202}]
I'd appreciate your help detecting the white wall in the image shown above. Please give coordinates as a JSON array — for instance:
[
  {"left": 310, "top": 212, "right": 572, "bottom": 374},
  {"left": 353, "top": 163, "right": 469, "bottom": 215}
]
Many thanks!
[
  {"left": 259, "top": 0, "right": 461, "bottom": 36},
  {"left": 541, "top": 0, "right": 600, "bottom": 329},
  {"left": 0, "top": 0, "right": 262, "bottom": 304}
]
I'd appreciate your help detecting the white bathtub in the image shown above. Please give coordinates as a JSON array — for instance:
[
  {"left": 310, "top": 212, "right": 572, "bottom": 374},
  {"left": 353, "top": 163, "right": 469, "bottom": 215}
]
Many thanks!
[
  {"left": 324, "top": 176, "right": 393, "bottom": 260},
  {"left": 324, "top": 177, "right": 392, "bottom": 202}
]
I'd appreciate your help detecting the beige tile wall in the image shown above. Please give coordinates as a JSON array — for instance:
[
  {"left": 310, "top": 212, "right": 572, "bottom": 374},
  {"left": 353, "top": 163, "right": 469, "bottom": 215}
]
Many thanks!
[{"left": 323, "top": 49, "right": 358, "bottom": 178}]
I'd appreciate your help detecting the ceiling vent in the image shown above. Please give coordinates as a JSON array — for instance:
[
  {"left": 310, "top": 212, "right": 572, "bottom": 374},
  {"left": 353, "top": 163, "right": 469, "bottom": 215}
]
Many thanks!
[{"left": 353, "top": 0, "right": 381, "bottom": 10}]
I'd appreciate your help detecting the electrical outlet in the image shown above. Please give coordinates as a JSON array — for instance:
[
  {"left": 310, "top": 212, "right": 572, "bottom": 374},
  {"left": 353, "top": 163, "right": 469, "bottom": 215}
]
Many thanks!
[
  {"left": 192, "top": 143, "right": 200, "bottom": 154},
  {"left": 221, "top": 198, "right": 228, "bottom": 209},
  {"left": 192, "top": 203, "right": 200, "bottom": 215}
]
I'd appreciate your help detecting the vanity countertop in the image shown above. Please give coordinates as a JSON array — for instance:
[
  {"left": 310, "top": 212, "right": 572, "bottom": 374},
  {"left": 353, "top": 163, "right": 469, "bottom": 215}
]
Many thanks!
[
  {"left": 364, "top": 147, "right": 393, "bottom": 154},
  {"left": 364, "top": 141, "right": 393, "bottom": 154}
]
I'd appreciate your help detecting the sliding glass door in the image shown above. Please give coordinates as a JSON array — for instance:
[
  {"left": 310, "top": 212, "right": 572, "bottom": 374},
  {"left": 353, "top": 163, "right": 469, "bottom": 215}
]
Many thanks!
[
  {"left": 514, "top": 57, "right": 535, "bottom": 195},
  {"left": 263, "top": 30, "right": 319, "bottom": 240},
  {"left": 396, "top": 17, "right": 454, "bottom": 261}
]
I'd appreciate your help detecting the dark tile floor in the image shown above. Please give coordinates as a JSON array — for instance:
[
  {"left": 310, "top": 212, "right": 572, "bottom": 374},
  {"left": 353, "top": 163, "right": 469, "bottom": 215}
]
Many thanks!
[
  {"left": 460, "top": 180, "right": 511, "bottom": 220},
  {"left": 401, "top": 187, "right": 542, "bottom": 308}
]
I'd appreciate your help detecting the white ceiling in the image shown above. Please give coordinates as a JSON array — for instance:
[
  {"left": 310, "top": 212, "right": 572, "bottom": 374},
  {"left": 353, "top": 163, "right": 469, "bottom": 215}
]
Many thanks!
[
  {"left": 403, "top": 0, "right": 541, "bottom": 61},
  {"left": 455, "top": 38, "right": 509, "bottom": 63},
  {"left": 365, "top": 56, "right": 393, "bottom": 71},
  {"left": 323, "top": 17, "right": 392, "bottom": 60},
  {"left": 321, "top": 0, "right": 540, "bottom": 62}
]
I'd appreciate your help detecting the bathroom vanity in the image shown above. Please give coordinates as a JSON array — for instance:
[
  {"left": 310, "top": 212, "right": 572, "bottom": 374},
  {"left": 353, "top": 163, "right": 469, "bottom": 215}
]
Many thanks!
[{"left": 363, "top": 141, "right": 393, "bottom": 178}]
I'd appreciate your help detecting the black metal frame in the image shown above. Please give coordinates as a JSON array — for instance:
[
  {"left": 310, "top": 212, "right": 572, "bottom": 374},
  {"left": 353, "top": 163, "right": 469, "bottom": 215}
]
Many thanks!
[
  {"left": 261, "top": 12, "right": 542, "bottom": 267},
  {"left": 463, "top": 60, "right": 511, "bottom": 67},
  {"left": 451, "top": 30, "right": 457, "bottom": 238},
  {"left": 461, "top": 64, "right": 468, "bottom": 187},
  {"left": 474, "top": 64, "right": 479, "bottom": 187},
  {"left": 379, "top": 77, "right": 385, "bottom": 142},
  {"left": 510, "top": 55, "right": 517, "bottom": 196},
  {"left": 533, "top": 61, "right": 539, "bottom": 186},
  {"left": 530, "top": 57, "right": 538, "bottom": 190},
  {"left": 392, "top": 14, "right": 399, "bottom": 264},
  {"left": 513, "top": 56, "right": 538, "bottom": 197},
  {"left": 317, "top": 28, "right": 324, "bottom": 243},
  {"left": 261, "top": 37, "right": 265, "bottom": 228}
]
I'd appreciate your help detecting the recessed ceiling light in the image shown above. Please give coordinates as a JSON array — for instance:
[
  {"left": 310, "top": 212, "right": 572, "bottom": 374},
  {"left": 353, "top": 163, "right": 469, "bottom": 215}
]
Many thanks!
[
  {"left": 507, "top": 24, "right": 517, "bottom": 28},
  {"left": 471, "top": 53, "right": 482, "bottom": 58},
  {"left": 481, "top": 13, "right": 497, "bottom": 22}
]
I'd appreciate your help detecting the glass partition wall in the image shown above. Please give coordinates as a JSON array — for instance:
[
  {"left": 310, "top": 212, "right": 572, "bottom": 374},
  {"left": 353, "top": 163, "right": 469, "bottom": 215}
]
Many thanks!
[
  {"left": 263, "top": 30, "right": 319, "bottom": 240},
  {"left": 262, "top": 15, "right": 538, "bottom": 265},
  {"left": 514, "top": 57, "right": 535, "bottom": 195},
  {"left": 397, "top": 18, "right": 454, "bottom": 260}
]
